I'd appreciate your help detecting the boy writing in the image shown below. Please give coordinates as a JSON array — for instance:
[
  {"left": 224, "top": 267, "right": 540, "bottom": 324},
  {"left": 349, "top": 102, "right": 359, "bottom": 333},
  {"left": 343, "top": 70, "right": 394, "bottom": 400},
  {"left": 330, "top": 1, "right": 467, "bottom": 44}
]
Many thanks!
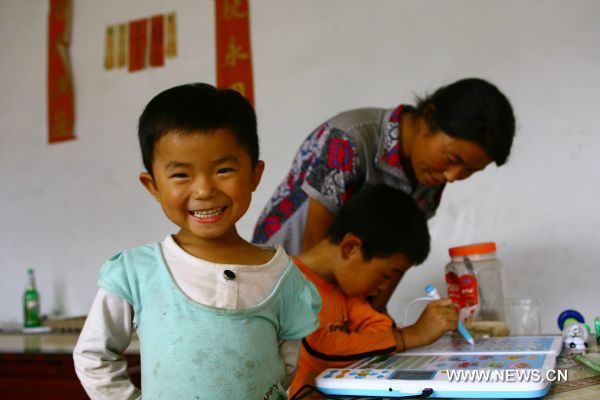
[
  {"left": 288, "top": 184, "right": 459, "bottom": 397},
  {"left": 73, "top": 83, "right": 321, "bottom": 399}
]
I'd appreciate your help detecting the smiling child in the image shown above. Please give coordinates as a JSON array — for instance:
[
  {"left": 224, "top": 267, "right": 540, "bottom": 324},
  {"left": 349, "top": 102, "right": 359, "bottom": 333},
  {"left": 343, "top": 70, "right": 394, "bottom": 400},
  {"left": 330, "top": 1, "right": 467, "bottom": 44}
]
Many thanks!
[{"left": 73, "top": 83, "right": 321, "bottom": 400}]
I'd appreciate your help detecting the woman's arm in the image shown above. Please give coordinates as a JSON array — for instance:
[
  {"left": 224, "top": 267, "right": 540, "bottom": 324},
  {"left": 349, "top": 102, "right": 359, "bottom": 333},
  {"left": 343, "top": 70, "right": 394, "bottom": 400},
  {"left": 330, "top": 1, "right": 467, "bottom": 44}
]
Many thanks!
[{"left": 301, "top": 198, "right": 336, "bottom": 252}]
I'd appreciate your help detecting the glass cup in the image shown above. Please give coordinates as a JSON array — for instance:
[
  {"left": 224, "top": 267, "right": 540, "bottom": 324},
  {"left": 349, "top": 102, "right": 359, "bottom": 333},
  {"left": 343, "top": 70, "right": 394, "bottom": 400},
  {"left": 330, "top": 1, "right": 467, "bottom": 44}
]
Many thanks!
[{"left": 505, "top": 298, "right": 541, "bottom": 336}]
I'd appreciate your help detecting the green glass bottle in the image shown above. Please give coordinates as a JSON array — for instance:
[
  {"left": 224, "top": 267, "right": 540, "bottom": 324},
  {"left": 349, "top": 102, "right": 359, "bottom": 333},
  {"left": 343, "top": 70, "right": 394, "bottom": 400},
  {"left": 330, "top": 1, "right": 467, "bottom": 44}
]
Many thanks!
[{"left": 23, "top": 268, "right": 41, "bottom": 328}]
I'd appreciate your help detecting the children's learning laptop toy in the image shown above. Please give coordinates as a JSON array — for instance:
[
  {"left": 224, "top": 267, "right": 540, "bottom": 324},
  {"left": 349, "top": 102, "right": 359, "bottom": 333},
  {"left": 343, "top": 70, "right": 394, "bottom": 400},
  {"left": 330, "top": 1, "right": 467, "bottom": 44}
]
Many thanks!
[{"left": 315, "top": 336, "right": 563, "bottom": 398}]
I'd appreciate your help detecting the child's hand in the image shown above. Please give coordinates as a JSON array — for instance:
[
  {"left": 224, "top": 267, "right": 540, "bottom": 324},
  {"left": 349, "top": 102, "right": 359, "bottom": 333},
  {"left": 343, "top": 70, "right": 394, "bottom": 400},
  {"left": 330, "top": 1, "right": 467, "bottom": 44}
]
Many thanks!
[{"left": 397, "top": 299, "right": 458, "bottom": 350}]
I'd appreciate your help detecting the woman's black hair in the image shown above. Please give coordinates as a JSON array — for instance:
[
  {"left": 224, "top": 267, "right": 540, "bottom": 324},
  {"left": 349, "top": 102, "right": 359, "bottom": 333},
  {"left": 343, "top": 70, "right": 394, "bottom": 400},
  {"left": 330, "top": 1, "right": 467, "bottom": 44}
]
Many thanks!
[{"left": 415, "top": 78, "right": 516, "bottom": 166}]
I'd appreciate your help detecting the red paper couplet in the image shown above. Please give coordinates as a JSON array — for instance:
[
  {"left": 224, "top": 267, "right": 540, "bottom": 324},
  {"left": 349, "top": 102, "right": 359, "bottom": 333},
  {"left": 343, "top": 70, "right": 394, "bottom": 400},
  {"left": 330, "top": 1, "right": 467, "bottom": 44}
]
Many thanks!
[
  {"left": 150, "top": 15, "right": 165, "bottom": 67},
  {"left": 48, "top": 0, "right": 75, "bottom": 143},
  {"left": 215, "top": 0, "right": 254, "bottom": 105},
  {"left": 128, "top": 19, "right": 148, "bottom": 72}
]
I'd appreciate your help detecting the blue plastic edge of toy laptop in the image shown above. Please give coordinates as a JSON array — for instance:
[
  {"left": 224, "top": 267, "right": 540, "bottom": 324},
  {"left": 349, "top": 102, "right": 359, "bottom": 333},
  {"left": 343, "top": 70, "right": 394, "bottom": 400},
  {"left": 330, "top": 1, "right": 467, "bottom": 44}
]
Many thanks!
[{"left": 319, "top": 384, "right": 551, "bottom": 398}]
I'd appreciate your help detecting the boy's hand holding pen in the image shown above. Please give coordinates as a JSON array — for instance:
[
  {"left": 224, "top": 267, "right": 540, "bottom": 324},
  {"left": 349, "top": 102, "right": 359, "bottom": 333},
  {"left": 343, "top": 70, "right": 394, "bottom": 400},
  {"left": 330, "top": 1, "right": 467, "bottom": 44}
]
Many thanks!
[
  {"left": 394, "top": 297, "right": 461, "bottom": 351},
  {"left": 393, "top": 284, "right": 476, "bottom": 352},
  {"left": 425, "top": 284, "right": 475, "bottom": 345}
]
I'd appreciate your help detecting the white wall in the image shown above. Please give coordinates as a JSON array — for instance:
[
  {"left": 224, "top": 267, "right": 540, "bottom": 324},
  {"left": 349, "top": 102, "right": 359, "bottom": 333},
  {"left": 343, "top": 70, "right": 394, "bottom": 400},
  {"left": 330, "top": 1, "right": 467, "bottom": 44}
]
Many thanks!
[{"left": 1, "top": 0, "right": 598, "bottom": 334}]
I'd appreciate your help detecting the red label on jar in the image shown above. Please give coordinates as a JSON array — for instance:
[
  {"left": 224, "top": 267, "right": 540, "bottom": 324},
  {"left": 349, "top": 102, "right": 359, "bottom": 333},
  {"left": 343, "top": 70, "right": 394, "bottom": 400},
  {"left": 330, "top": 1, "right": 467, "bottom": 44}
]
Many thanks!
[{"left": 445, "top": 272, "right": 479, "bottom": 308}]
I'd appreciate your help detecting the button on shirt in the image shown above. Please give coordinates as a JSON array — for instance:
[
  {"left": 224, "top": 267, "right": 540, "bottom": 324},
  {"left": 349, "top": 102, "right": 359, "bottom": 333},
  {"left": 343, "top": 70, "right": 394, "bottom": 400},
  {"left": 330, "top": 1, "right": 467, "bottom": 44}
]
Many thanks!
[{"left": 163, "top": 235, "right": 288, "bottom": 309}]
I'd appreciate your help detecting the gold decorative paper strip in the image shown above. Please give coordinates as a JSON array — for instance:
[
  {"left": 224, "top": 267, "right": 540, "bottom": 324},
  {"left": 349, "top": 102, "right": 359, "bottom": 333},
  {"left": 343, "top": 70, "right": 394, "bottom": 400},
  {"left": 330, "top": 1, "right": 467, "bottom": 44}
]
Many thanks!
[
  {"left": 165, "top": 12, "right": 177, "bottom": 58},
  {"left": 117, "top": 24, "right": 127, "bottom": 68},
  {"left": 104, "top": 25, "right": 115, "bottom": 70}
]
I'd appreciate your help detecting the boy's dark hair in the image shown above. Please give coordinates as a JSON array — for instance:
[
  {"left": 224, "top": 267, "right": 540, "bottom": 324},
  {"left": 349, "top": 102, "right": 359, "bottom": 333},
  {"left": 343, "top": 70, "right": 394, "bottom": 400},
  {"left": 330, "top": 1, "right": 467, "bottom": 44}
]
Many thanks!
[
  {"left": 327, "top": 184, "right": 430, "bottom": 264},
  {"left": 138, "top": 83, "right": 259, "bottom": 174},
  {"left": 415, "top": 78, "right": 516, "bottom": 166}
]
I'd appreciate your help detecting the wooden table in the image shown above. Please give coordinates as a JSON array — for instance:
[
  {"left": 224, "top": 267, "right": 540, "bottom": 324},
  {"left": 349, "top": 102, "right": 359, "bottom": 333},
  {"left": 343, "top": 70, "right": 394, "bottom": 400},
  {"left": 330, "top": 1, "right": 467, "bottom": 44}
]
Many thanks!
[
  {"left": 0, "top": 332, "right": 140, "bottom": 400},
  {"left": 3, "top": 332, "right": 598, "bottom": 399}
]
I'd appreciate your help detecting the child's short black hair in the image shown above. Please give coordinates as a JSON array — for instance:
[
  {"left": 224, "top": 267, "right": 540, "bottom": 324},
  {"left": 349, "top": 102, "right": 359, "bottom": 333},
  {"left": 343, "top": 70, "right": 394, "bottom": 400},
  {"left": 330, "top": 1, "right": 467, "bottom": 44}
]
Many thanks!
[
  {"left": 138, "top": 83, "right": 259, "bottom": 174},
  {"left": 415, "top": 78, "right": 516, "bottom": 166},
  {"left": 327, "top": 184, "right": 430, "bottom": 264}
]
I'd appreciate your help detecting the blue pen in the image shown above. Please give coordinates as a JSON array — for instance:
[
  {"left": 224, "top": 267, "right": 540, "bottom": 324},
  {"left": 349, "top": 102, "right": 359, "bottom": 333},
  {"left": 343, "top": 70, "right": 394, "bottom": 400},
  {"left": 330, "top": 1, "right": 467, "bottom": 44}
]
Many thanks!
[{"left": 425, "top": 284, "right": 475, "bottom": 345}]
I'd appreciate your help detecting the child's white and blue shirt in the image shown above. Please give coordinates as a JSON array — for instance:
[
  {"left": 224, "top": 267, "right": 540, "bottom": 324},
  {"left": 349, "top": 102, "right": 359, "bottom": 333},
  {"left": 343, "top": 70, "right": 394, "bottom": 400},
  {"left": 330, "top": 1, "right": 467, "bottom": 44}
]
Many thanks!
[{"left": 74, "top": 236, "right": 321, "bottom": 400}]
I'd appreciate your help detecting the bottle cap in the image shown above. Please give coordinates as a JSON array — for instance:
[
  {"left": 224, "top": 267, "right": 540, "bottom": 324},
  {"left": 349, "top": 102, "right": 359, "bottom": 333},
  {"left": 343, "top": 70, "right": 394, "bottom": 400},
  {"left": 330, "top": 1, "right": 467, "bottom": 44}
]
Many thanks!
[
  {"left": 449, "top": 242, "right": 496, "bottom": 257},
  {"left": 557, "top": 309, "right": 585, "bottom": 330},
  {"left": 424, "top": 285, "right": 437, "bottom": 298}
]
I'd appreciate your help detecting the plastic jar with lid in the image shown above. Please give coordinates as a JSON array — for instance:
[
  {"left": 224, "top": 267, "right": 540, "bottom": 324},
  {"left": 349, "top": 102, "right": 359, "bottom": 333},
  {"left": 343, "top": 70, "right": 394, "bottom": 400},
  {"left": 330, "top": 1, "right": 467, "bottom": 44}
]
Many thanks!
[{"left": 445, "top": 242, "right": 509, "bottom": 337}]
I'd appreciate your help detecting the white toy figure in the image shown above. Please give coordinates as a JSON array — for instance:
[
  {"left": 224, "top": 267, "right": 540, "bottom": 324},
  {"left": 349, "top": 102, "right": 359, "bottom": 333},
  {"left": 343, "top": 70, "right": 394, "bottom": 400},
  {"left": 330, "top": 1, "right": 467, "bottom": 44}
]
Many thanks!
[
  {"left": 562, "top": 320, "right": 589, "bottom": 353},
  {"left": 558, "top": 310, "right": 590, "bottom": 353}
]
